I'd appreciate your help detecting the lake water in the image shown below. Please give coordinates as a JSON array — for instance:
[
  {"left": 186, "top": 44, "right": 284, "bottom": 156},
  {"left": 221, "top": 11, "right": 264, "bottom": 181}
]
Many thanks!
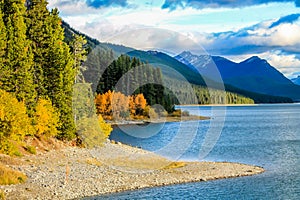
[{"left": 95, "top": 104, "right": 299, "bottom": 199}]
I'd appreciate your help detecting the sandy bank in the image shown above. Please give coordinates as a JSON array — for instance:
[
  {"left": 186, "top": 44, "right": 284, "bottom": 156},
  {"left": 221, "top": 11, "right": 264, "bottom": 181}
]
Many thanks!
[
  {"left": 109, "top": 115, "right": 210, "bottom": 126},
  {"left": 180, "top": 104, "right": 258, "bottom": 107},
  {"left": 0, "top": 142, "right": 264, "bottom": 200}
]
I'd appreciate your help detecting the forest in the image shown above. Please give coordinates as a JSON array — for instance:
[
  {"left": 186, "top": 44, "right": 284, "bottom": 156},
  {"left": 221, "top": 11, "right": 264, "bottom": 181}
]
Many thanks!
[
  {"left": 91, "top": 54, "right": 254, "bottom": 108},
  {"left": 0, "top": 0, "right": 266, "bottom": 156},
  {"left": 0, "top": 0, "right": 111, "bottom": 155}
]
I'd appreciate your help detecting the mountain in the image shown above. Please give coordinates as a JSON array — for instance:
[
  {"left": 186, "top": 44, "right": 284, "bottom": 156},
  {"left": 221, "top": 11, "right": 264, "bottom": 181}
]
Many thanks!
[
  {"left": 126, "top": 50, "right": 205, "bottom": 85},
  {"left": 291, "top": 76, "right": 300, "bottom": 85},
  {"left": 127, "top": 50, "right": 292, "bottom": 103},
  {"left": 176, "top": 51, "right": 300, "bottom": 101},
  {"left": 61, "top": 22, "right": 293, "bottom": 103}
]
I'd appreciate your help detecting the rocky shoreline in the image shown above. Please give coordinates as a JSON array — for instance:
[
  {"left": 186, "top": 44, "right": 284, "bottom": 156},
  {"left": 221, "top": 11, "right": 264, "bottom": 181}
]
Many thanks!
[{"left": 0, "top": 142, "right": 264, "bottom": 200}]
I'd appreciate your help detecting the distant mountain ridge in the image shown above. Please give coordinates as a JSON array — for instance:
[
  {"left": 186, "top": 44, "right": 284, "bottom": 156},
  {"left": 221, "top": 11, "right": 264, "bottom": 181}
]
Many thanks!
[
  {"left": 175, "top": 51, "right": 300, "bottom": 101},
  {"left": 61, "top": 22, "right": 293, "bottom": 103},
  {"left": 126, "top": 50, "right": 292, "bottom": 103},
  {"left": 291, "top": 76, "right": 300, "bottom": 85}
]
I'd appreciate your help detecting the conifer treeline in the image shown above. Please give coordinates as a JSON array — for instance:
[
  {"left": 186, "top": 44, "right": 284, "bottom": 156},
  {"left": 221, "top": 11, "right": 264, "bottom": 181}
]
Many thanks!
[
  {"left": 0, "top": 0, "right": 76, "bottom": 141},
  {"left": 96, "top": 54, "right": 176, "bottom": 112},
  {"left": 94, "top": 54, "right": 254, "bottom": 108}
]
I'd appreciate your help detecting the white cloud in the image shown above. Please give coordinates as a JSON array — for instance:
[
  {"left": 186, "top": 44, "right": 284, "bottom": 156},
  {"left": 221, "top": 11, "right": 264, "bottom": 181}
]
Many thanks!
[
  {"left": 260, "top": 51, "right": 300, "bottom": 78},
  {"left": 48, "top": 0, "right": 99, "bottom": 16},
  {"left": 47, "top": 1, "right": 300, "bottom": 77}
]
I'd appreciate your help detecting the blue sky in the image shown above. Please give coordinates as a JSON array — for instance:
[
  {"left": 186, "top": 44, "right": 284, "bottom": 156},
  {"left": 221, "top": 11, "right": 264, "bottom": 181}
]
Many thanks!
[{"left": 48, "top": 0, "right": 300, "bottom": 78}]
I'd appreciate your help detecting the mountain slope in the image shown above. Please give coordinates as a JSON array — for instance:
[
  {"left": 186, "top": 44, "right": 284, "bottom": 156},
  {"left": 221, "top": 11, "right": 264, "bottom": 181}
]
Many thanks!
[
  {"left": 126, "top": 50, "right": 205, "bottom": 86},
  {"left": 176, "top": 51, "right": 300, "bottom": 101},
  {"left": 61, "top": 22, "right": 293, "bottom": 103},
  {"left": 292, "top": 76, "right": 300, "bottom": 85},
  {"left": 127, "top": 50, "right": 292, "bottom": 103}
]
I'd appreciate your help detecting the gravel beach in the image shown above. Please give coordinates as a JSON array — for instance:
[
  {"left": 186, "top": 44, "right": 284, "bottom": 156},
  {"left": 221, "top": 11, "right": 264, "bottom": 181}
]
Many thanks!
[{"left": 0, "top": 141, "right": 264, "bottom": 200}]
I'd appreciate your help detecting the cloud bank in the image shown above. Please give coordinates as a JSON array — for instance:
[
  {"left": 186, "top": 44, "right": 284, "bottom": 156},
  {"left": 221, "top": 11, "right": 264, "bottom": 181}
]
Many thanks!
[
  {"left": 162, "top": 0, "right": 300, "bottom": 10},
  {"left": 52, "top": 0, "right": 128, "bottom": 8},
  {"left": 86, "top": 0, "right": 128, "bottom": 8},
  {"left": 200, "top": 13, "right": 300, "bottom": 56}
]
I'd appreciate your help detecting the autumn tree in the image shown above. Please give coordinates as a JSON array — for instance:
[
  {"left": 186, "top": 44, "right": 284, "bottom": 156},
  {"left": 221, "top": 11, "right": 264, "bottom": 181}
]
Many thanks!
[
  {"left": 0, "top": 90, "right": 34, "bottom": 155},
  {"left": 134, "top": 94, "right": 147, "bottom": 116},
  {"left": 111, "top": 91, "right": 130, "bottom": 119},
  {"left": 95, "top": 55, "right": 175, "bottom": 113},
  {"left": 33, "top": 98, "right": 60, "bottom": 138},
  {"left": 95, "top": 91, "right": 148, "bottom": 120}
]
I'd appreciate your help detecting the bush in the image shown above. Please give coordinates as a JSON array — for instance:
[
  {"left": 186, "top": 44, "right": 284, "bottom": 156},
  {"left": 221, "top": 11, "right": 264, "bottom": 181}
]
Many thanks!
[
  {"left": 76, "top": 115, "right": 112, "bottom": 148},
  {"left": 0, "top": 90, "right": 34, "bottom": 155},
  {"left": 0, "top": 189, "right": 5, "bottom": 200},
  {"left": 33, "top": 98, "right": 60, "bottom": 138},
  {"left": 24, "top": 145, "right": 36, "bottom": 155}
]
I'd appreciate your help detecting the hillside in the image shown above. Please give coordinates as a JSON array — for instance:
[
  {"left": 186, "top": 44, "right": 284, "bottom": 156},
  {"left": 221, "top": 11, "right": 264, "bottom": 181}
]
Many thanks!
[
  {"left": 292, "top": 76, "right": 300, "bottom": 86},
  {"left": 176, "top": 51, "right": 300, "bottom": 101},
  {"left": 127, "top": 50, "right": 292, "bottom": 103},
  {"left": 61, "top": 22, "right": 292, "bottom": 104}
]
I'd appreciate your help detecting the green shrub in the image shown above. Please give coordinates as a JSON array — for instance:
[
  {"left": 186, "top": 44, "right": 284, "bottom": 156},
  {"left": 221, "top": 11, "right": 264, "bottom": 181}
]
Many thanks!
[
  {"left": 0, "top": 189, "right": 5, "bottom": 200},
  {"left": 25, "top": 145, "right": 36, "bottom": 155},
  {"left": 76, "top": 115, "right": 112, "bottom": 148}
]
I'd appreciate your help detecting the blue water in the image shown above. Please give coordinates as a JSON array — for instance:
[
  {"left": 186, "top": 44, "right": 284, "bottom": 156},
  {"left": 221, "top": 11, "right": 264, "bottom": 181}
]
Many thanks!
[{"left": 92, "top": 104, "right": 300, "bottom": 199}]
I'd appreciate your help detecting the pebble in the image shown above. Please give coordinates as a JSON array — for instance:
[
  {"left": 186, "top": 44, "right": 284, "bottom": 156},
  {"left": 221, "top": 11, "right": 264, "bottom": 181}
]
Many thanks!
[{"left": 0, "top": 143, "right": 264, "bottom": 199}]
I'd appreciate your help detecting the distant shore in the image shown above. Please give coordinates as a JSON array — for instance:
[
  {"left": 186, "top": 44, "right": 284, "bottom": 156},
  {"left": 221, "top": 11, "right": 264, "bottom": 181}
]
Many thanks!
[
  {"left": 180, "top": 104, "right": 258, "bottom": 107},
  {"left": 0, "top": 141, "right": 264, "bottom": 200},
  {"left": 109, "top": 115, "right": 210, "bottom": 126}
]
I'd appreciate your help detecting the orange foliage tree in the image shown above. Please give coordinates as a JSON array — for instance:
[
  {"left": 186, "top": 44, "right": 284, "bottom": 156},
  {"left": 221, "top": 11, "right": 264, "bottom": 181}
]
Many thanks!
[{"left": 95, "top": 90, "right": 148, "bottom": 120}]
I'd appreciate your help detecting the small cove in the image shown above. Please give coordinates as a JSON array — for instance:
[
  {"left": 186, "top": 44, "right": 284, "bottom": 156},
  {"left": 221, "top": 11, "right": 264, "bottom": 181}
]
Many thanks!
[{"left": 92, "top": 104, "right": 299, "bottom": 199}]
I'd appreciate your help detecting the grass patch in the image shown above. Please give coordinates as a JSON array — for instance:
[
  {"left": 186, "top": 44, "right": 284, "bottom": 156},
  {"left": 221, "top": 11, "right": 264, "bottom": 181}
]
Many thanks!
[
  {"left": 0, "top": 189, "right": 5, "bottom": 200},
  {"left": 162, "top": 162, "right": 187, "bottom": 170},
  {"left": 86, "top": 158, "right": 102, "bottom": 167},
  {"left": 0, "top": 163, "right": 27, "bottom": 185},
  {"left": 24, "top": 145, "right": 36, "bottom": 155}
]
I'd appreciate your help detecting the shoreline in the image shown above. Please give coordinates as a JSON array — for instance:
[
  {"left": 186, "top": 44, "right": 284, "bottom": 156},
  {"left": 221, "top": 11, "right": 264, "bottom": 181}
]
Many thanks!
[
  {"left": 179, "top": 104, "right": 258, "bottom": 107},
  {"left": 109, "top": 115, "right": 210, "bottom": 126},
  {"left": 0, "top": 142, "right": 264, "bottom": 200}
]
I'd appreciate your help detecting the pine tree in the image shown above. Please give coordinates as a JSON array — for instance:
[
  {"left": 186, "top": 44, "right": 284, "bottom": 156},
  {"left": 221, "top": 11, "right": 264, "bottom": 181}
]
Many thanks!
[
  {"left": 0, "top": 7, "right": 6, "bottom": 62},
  {"left": 1, "top": 0, "right": 36, "bottom": 113},
  {"left": 44, "top": 8, "right": 76, "bottom": 140},
  {"left": 25, "top": 0, "right": 51, "bottom": 98},
  {"left": 0, "top": 6, "right": 7, "bottom": 76},
  {"left": 71, "top": 34, "right": 87, "bottom": 83}
]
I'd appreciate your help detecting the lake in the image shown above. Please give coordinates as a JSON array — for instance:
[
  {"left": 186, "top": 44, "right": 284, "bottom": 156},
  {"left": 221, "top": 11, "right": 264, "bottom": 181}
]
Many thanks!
[{"left": 96, "top": 104, "right": 300, "bottom": 199}]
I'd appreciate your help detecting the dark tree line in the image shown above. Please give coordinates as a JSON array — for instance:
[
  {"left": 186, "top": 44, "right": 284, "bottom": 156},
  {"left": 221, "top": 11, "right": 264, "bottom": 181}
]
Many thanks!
[{"left": 95, "top": 55, "right": 176, "bottom": 112}]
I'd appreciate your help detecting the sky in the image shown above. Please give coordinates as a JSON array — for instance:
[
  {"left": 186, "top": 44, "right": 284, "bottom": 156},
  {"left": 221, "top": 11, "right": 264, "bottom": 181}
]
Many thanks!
[{"left": 48, "top": 0, "right": 300, "bottom": 78}]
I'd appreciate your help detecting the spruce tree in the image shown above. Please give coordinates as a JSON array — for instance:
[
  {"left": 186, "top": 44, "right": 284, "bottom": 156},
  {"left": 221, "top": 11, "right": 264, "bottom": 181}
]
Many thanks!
[
  {"left": 45, "top": 8, "right": 76, "bottom": 140},
  {"left": 0, "top": 6, "right": 6, "bottom": 67},
  {"left": 26, "top": 0, "right": 50, "bottom": 98},
  {"left": 71, "top": 34, "right": 87, "bottom": 83},
  {"left": 1, "top": 0, "right": 36, "bottom": 113}
]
